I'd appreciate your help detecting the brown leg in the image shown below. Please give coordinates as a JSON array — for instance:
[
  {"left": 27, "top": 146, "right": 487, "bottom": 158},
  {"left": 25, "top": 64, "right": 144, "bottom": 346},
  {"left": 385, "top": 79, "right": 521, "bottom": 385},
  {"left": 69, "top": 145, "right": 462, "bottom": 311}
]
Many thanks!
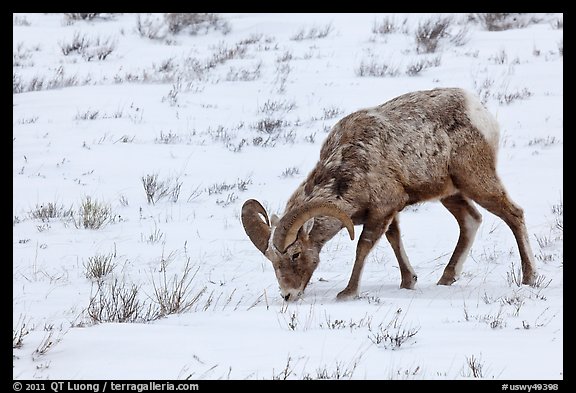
[
  {"left": 385, "top": 216, "right": 418, "bottom": 289},
  {"left": 459, "top": 174, "right": 537, "bottom": 285},
  {"left": 337, "top": 213, "right": 395, "bottom": 300},
  {"left": 437, "top": 194, "right": 482, "bottom": 285}
]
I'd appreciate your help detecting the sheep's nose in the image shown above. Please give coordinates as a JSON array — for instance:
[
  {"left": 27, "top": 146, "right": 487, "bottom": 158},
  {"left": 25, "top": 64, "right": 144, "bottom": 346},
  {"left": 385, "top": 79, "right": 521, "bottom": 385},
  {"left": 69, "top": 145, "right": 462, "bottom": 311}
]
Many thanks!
[{"left": 283, "top": 294, "right": 291, "bottom": 301}]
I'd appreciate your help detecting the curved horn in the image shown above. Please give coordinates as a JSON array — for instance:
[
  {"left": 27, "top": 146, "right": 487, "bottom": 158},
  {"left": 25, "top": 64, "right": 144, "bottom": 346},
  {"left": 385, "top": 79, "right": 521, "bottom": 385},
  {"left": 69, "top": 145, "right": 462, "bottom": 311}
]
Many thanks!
[
  {"left": 273, "top": 201, "right": 354, "bottom": 253},
  {"left": 241, "top": 199, "right": 271, "bottom": 255}
]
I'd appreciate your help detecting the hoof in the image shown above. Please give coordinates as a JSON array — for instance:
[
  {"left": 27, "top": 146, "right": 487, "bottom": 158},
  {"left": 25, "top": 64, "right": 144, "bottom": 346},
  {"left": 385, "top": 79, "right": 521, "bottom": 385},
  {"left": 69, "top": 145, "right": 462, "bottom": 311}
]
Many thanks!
[
  {"left": 336, "top": 288, "right": 358, "bottom": 301},
  {"left": 437, "top": 275, "right": 457, "bottom": 286},
  {"left": 400, "top": 275, "right": 418, "bottom": 289},
  {"left": 522, "top": 272, "right": 538, "bottom": 286}
]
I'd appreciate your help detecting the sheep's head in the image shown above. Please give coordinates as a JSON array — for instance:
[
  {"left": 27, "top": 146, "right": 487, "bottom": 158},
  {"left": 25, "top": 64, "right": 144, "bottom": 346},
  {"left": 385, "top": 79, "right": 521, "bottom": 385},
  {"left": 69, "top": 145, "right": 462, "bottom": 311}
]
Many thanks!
[{"left": 241, "top": 199, "right": 354, "bottom": 301}]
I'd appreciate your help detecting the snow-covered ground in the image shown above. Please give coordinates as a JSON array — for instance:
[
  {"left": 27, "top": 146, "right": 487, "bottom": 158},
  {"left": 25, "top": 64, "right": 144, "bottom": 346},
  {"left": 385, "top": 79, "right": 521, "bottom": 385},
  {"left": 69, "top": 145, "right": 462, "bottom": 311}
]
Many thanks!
[{"left": 13, "top": 13, "right": 563, "bottom": 380}]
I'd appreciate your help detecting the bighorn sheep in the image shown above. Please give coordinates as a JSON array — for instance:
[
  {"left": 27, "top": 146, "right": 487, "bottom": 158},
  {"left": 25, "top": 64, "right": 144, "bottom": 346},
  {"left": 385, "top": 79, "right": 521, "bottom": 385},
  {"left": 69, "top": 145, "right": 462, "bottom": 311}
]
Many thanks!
[{"left": 241, "top": 88, "right": 537, "bottom": 301}]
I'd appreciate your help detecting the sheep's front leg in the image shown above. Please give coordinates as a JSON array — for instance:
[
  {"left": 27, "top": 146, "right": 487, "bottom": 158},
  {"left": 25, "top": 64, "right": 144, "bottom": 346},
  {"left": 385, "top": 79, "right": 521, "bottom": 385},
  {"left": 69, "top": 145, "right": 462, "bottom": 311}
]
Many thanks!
[
  {"left": 385, "top": 216, "right": 418, "bottom": 289},
  {"left": 337, "top": 214, "right": 394, "bottom": 300}
]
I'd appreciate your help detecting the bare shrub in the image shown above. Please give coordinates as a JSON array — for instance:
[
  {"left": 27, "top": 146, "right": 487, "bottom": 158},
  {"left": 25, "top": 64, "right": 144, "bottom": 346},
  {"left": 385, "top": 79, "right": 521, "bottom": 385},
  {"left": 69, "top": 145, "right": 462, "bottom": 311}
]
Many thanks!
[
  {"left": 26, "top": 75, "right": 46, "bottom": 92},
  {"left": 258, "top": 99, "right": 297, "bottom": 115},
  {"left": 406, "top": 62, "right": 425, "bottom": 76},
  {"left": 216, "top": 193, "right": 238, "bottom": 207},
  {"left": 75, "top": 109, "right": 100, "bottom": 120},
  {"left": 187, "top": 185, "right": 204, "bottom": 202},
  {"left": 136, "top": 14, "right": 166, "bottom": 40},
  {"left": 496, "top": 87, "right": 532, "bottom": 105},
  {"left": 255, "top": 118, "right": 287, "bottom": 134},
  {"left": 530, "top": 275, "right": 553, "bottom": 290},
  {"left": 368, "top": 324, "right": 419, "bottom": 349},
  {"left": 463, "top": 354, "right": 484, "bottom": 378},
  {"left": 64, "top": 13, "right": 100, "bottom": 21},
  {"left": 59, "top": 32, "right": 89, "bottom": 56},
  {"left": 75, "top": 197, "right": 113, "bottom": 229},
  {"left": 302, "top": 361, "right": 358, "bottom": 380},
  {"left": 29, "top": 202, "right": 74, "bottom": 222},
  {"left": 151, "top": 260, "right": 206, "bottom": 318},
  {"left": 272, "top": 356, "right": 296, "bottom": 380},
  {"left": 500, "top": 293, "right": 525, "bottom": 316},
  {"left": 161, "top": 81, "right": 181, "bottom": 106},
  {"left": 415, "top": 15, "right": 453, "bottom": 53},
  {"left": 534, "top": 232, "right": 554, "bottom": 250},
  {"left": 304, "top": 133, "right": 316, "bottom": 144},
  {"left": 473, "top": 76, "right": 533, "bottom": 106},
  {"left": 225, "top": 62, "right": 262, "bottom": 82},
  {"left": 473, "top": 76, "right": 494, "bottom": 105},
  {"left": 207, "top": 177, "right": 252, "bottom": 195},
  {"left": 236, "top": 177, "right": 252, "bottom": 191},
  {"left": 489, "top": 49, "right": 508, "bottom": 65},
  {"left": 87, "top": 279, "right": 153, "bottom": 323},
  {"left": 405, "top": 56, "right": 442, "bottom": 76},
  {"left": 475, "top": 13, "right": 512, "bottom": 31},
  {"left": 356, "top": 59, "right": 400, "bottom": 77},
  {"left": 155, "top": 130, "right": 182, "bottom": 144},
  {"left": 368, "top": 309, "right": 419, "bottom": 349},
  {"left": 291, "top": 23, "right": 333, "bottom": 41},
  {"left": 372, "top": 16, "right": 407, "bottom": 35},
  {"left": 13, "top": 42, "right": 34, "bottom": 67},
  {"left": 281, "top": 167, "right": 300, "bottom": 178},
  {"left": 164, "top": 13, "right": 230, "bottom": 35},
  {"left": 60, "top": 32, "right": 116, "bottom": 61},
  {"left": 320, "top": 106, "right": 343, "bottom": 120},
  {"left": 276, "top": 50, "right": 293, "bottom": 63},
  {"left": 238, "top": 33, "right": 263, "bottom": 45},
  {"left": 13, "top": 15, "right": 31, "bottom": 26},
  {"left": 18, "top": 66, "right": 80, "bottom": 94},
  {"left": 273, "top": 62, "right": 291, "bottom": 94},
  {"left": 142, "top": 174, "right": 182, "bottom": 204},
  {"left": 506, "top": 261, "right": 522, "bottom": 287},
  {"left": 141, "top": 222, "right": 165, "bottom": 244},
  {"left": 449, "top": 26, "right": 470, "bottom": 46},
  {"left": 552, "top": 200, "right": 563, "bottom": 233},
  {"left": 13, "top": 316, "right": 29, "bottom": 349},
  {"left": 13, "top": 73, "right": 23, "bottom": 94},
  {"left": 484, "top": 309, "right": 506, "bottom": 329},
  {"left": 473, "top": 13, "right": 539, "bottom": 31},
  {"left": 32, "top": 330, "right": 66, "bottom": 361},
  {"left": 84, "top": 253, "right": 117, "bottom": 281},
  {"left": 210, "top": 41, "right": 248, "bottom": 65},
  {"left": 81, "top": 36, "right": 116, "bottom": 61},
  {"left": 206, "top": 125, "right": 236, "bottom": 146},
  {"left": 85, "top": 258, "right": 212, "bottom": 324},
  {"left": 320, "top": 314, "right": 372, "bottom": 331}
]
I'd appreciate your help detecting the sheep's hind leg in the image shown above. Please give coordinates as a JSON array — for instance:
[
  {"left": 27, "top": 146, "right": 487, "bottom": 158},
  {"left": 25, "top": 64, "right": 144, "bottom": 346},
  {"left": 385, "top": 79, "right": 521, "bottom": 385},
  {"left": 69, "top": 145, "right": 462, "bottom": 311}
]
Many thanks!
[
  {"left": 437, "top": 193, "right": 482, "bottom": 285},
  {"left": 465, "top": 178, "right": 538, "bottom": 285}
]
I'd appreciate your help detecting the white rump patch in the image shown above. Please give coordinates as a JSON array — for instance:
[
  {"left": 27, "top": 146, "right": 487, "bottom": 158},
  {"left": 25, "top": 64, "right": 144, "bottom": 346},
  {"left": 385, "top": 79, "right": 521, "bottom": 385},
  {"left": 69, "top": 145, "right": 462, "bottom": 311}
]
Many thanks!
[{"left": 463, "top": 91, "right": 500, "bottom": 151}]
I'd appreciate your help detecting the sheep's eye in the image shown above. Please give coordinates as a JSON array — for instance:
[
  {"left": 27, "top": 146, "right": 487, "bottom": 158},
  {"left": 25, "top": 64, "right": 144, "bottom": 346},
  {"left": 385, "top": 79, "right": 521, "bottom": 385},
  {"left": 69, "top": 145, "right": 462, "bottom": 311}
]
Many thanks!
[{"left": 291, "top": 252, "right": 301, "bottom": 261}]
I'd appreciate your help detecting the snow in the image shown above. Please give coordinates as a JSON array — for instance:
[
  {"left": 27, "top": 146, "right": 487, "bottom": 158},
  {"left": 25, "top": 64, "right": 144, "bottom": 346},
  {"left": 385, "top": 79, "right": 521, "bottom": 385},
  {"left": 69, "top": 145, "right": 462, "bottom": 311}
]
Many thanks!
[{"left": 13, "top": 13, "right": 563, "bottom": 380}]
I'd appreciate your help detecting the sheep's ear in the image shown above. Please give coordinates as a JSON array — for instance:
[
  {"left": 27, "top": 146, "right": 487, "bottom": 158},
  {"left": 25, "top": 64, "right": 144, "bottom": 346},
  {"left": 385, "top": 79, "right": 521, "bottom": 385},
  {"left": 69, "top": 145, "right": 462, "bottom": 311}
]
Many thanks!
[{"left": 298, "top": 218, "right": 314, "bottom": 240}]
